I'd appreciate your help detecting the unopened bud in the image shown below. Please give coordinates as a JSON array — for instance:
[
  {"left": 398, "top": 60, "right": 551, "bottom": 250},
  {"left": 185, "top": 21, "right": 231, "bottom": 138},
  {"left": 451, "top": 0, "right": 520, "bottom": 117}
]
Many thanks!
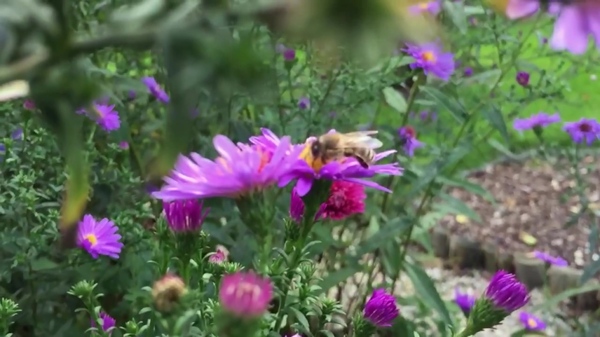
[{"left": 151, "top": 274, "right": 188, "bottom": 313}]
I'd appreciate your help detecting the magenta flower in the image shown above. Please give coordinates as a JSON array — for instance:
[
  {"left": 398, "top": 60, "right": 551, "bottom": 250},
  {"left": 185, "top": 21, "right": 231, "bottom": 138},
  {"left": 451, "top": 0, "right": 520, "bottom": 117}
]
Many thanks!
[
  {"left": 563, "top": 118, "right": 600, "bottom": 145},
  {"left": 163, "top": 199, "right": 209, "bottom": 232},
  {"left": 532, "top": 251, "right": 568, "bottom": 267},
  {"left": 513, "top": 112, "right": 561, "bottom": 131},
  {"left": 319, "top": 181, "right": 366, "bottom": 220},
  {"left": 454, "top": 288, "right": 476, "bottom": 316},
  {"left": 516, "top": 71, "right": 530, "bottom": 87},
  {"left": 549, "top": 2, "right": 600, "bottom": 54},
  {"left": 363, "top": 289, "right": 399, "bottom": 327},
  {"left": 484, "top": 270, "right": 529, "bottom": 312},
  {"left": 152, "top": 134, "right": 300, "bottom": 201},
  {"left": 77, "top": 215, "right": 124, "bottom": 259},
  {"left": 408, "top": 1, "right": 441, "bottom": 15},
  {"left": 118, "top": 141, "right": 129, "bottom": 150},
  {"left": 91, "top": 311, "right": 116, "bottom": 334},
  {"left": 94, "top": 104, "right": 120, "bottom": 131},
  {"left": 142, "top": 76, "right": 170, "bottom": 103},
  {"left": 519, "top": 312, "right": 546, "bottom": 331},
  {"left": 219, "top": 271, "right": 273, "bottom": 318},
  {"left": 398, "top": 126, "right": 424, "bottom": 157},
  {"left": 404, "top": 42, "right": 455, "bottom": 81},
  {"left": 289, "top": 188, "right": 305, "bottom": 223},
  {"left": 463, "top": 67, "right": 473, "bottom": 77}
]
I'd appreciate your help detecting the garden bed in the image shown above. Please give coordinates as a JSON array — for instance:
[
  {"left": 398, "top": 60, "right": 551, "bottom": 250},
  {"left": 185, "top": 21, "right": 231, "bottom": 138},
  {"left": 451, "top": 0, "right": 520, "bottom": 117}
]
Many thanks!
[{"left": 433, "top": 154, "right": 600, "bottom": 311}]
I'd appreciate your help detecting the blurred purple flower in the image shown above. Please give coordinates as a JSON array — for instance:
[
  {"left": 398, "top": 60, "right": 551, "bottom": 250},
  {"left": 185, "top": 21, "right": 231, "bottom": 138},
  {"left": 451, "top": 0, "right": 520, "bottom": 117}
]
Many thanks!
[
  {"left": 563, "top": 118, "right": 600, "bottom": 145},
  {"left": 23, "top": 99, "right": 36, "bottom": 110},
  {"left": 209, "top": 246, "right": 228, "bottom": 264},
  {"left": 404, "top": 42, "right": 455, "bottom": 81},
  {"left": 532, "top": 251, "right": 568, "bottom": 267},
  {"left": 408, "top": 1, "right": 441, "bottom": 15},
  {"left": 77, "top": 214, "right": 123, "bottom": 260},
  {"left": 142, "top": 76, "right": 170, "bottom": 103},
  {"left": 519, "top": 312, "right": 546, "bottom": 331},
  {"left": 506, "top": 0, "right": 540, "bottom": 19},
  {"left": 463, "top": 67, "right": 473, "bottom": 77},
  {"left": 152, "top": 134, "right": 300, "bottom": 201},
  {"left": 363, "top": 289, "right": 399, "bottom": 327},
  {"left": 398, "top": 126, "right": 424, "bottom": 157},
  {"left": 219, "top": 271, "right": 273, "bottom": 318},
  {"left": 163, "top": 199, "right": 209, "bottom": 233},
  {"left": 516, "top": 71, "right": 530, "bottom": 87},
  {"left": 484, "top": 270, "right": 529, "bottom": 312},
  {"left": 454, "top": 288, "right": 476, "bottom": 316},
  {"left": 11, "top": 128, "right": 23, "bottom": 140},
  {"left": 298, "top": 97, "right": 310, "bottom": 110},
  {"left": 549, "top": 2, "right": 600, "bottom": 54},
  {"left": 119, "top": 141, "right": 129, "bottom": 150},
  {"left": 513, "top": 112, "right": 560, "bottom": 131},
  {"left": 93, "top": 104, "right": 120, "bottom": 132}
]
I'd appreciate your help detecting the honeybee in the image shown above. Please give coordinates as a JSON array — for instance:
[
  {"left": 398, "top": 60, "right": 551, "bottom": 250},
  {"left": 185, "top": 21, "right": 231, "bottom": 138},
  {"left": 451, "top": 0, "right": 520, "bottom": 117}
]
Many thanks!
[{"left": 310, "top": 130, "right": 384, "bottom": 168}]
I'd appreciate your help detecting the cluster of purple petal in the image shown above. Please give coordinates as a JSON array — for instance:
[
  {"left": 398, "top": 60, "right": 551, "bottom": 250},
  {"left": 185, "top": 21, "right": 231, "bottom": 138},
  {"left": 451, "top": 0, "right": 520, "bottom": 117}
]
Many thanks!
[
  {"left": 513, "top": 113, "right": 600, "bottom": 145},
  {"left": 484, "top": 270, "right": 529, "bottom": 312},
  {"left": 363, "top": 289, "right": 399, "bottom": 327},
  {"left": 152, "top": 128, "right": 403, "bottom": 201},
  {"left": 404, "top": 41, "right": 455, "bottom": 81}
]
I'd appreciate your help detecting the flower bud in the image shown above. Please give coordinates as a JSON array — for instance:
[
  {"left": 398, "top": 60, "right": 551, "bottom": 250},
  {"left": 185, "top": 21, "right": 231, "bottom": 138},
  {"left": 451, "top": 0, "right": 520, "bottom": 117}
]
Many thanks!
[
  {"left": 218, "top": 271, "right": 273, "bottom": 318},
  {"left": 151, "top": 274, "right": 188, "bottom": 313},
  {"left": 163, "top": 199, "right": 209, "bottom": 233},
  {"left": 363, "top": 289, "right": 399, "bottom": 328}
]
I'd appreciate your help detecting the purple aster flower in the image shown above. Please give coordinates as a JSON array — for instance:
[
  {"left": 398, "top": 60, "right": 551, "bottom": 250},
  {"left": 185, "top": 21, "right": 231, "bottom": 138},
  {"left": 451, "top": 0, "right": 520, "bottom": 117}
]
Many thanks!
[
  {"left": 398, "top": 126, "right": 424, "bottom": 157},
  {"left": 11, "top": 128, "right": 23, "bottom": 140},
  {"left": 93, "top": 104, "right": 120, "bottom": 132},
  {"left": 532, "top": 251, "right": 568, "bottom": 267},
  {"left": 519, "top": 312, "right": 546, "bottom": 331},
  {"left": 152, "top": 134, "right": 301, "bottom": 201},
  {"left": 563, "top": 118, "right": 600, "bottom": 145},
  {"left": 506, "top": 0, "right": 540, "bottom": 19},
  {"left": 208, "top": 246, "right": 228, "bottom": 264},
  {"left": 119, "top": 141, "right": 129, "bottom": 150},
  {"left": 283, "top": 48, "right": 296, "bottom": 61},
  {"left": 404, "top": 42, "right": 455, "bottom": 81},
  {"left": 513, "top": 112, "right": 561, "bottom": 131},
  {"left": 549, "top": 1, "right": 600, "bottom": 54},
  {"left": 484, "top": 270, "right": 529, "bottom": 312},
  {"left": 278, "top": 142, "right": 402, "bottom": 197},
  {"left": 363, "top": 289, "right": 399, "bottom": 327},
  {"left": 463, "top": 67, "right": 473, "bottom": 77},
  {"left": 249, "top": 127, "right": 286, "bottom": 157},
  {"left": 516, "top": 71, "right": 530, "bottom": 87},
  {"left": 163, "top": 199, "right": 209, "bottom": 232},
  {"left": 408, "top": 1, "right": 442, "bottom": 15},
  {"left": 142, "top": 76, "right": 170, "bottom": 103},
  {"left": 454, "top": 288, "right": 476, "bottom": 316},
  {"left": 298, "top": 97, "right": 311, "bottom": 110},
  {"left": 91, "top": 311, "right": 116, "bottom": 334},
  {"left": 77, "top": 214, "right": 123, "bottom": 259}
]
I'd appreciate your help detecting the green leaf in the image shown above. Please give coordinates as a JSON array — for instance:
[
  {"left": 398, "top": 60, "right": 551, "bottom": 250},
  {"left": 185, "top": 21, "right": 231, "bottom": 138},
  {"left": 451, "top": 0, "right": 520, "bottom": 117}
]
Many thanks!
[
  {"left": 355, "top": 217, "right": 412, "bottom": 256},
  {"left": 421, "top": 86, "right": 467, "bottom": 123},
  {"left": 30, "top": 258, "right": 59, "bottom": 272},
  {"left": 288, "top": 307, "right": 311, "bottom": 335},
  {"left": 437, "top": 192, "right": 481, "bottom": 222},
  {"left": 318, "top": 267, "right": 358, "bottom": 292},
  {"left": 481, "top": 105, "right": 510, "bottom": 144},
  {"left": 461, "top": 69, "right": 502, "bottom": 86},
  {"left": 383, "top": 87, "right": 407, "bottom": 113},
  {"left": 436, "top": 176, "right": 496, "bottom": 203},
  {"left": 442, "top": 2, "right": 467, "bottom": 34},
  {"left": 582, "top": 259, "right": 600, "bottom": 283},
  {"left": 531, "top": 283, "right": 600, "bottom": 311},
  {"left": 404, "top": 261, "right": 454, "bottom": 328},
  {"left": 487, "top": 138, "right": 517, "bottom": 159}
]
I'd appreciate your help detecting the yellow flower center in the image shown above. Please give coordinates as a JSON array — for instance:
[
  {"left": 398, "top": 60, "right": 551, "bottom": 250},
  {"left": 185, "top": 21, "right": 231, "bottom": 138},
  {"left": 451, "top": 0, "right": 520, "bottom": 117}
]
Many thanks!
[
  {"left": 419, "top": 2, "right": 429, "bottom": 9},
  {"left": 527, "top": 318, "right": 537, "bottom": 329},
  {"left": 85, "top": 234, "right": 98, "bottom": 246},
  {"left": 422, "top": 51, "right": 436, "bottom": 62}
]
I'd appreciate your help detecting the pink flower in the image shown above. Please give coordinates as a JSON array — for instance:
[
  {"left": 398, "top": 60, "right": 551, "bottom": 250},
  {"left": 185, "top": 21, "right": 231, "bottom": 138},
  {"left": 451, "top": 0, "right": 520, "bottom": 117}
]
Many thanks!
[
  {"left": 91, "top": 311, "right": 116, "bottom": 334},
  {"left": 289, "top": 188, "right": 305, "bottom": 223},
  {"left": 319, "top": 181, "right": 366, "bottom": 220},
  {"left": 23, "top": 99, "right": 36, "bottom": 110},
  {"left": 219, "top": 271, "right": 273, "bottom": 318}
]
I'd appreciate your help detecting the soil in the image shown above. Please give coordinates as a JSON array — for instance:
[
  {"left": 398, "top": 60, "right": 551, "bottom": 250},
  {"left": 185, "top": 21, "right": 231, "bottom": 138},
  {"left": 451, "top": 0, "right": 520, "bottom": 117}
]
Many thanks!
[{"left": 438, "top": 154, "right": 600, "bottom": 269}]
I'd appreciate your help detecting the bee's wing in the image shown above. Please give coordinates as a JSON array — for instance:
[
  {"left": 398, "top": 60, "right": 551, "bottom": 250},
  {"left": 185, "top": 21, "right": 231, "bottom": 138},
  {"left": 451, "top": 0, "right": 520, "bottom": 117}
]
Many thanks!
[{"left": 341, "top": 131, "right": 383, "bottom": 149}]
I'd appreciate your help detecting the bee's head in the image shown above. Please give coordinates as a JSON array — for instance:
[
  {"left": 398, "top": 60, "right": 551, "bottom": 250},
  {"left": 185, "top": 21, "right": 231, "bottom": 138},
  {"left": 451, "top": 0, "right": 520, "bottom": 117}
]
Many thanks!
[{"left": 310, "top": 140, "right": 321, "bottom": 157}]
